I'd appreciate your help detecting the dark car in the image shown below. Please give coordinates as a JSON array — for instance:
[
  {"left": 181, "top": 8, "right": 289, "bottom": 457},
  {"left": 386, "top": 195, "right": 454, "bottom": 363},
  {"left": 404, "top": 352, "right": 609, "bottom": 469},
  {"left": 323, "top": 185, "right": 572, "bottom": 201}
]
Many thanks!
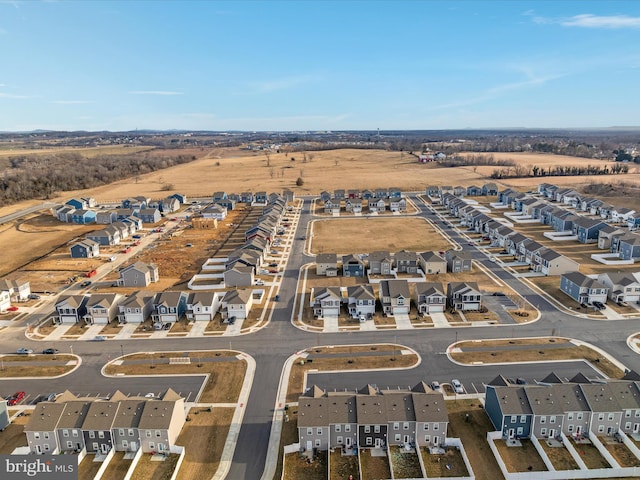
[
  {"left": 492, "top": 292, "right": 506, "bottom": 297},
  {"left": 228, "top": 316, "right": 236, "bottom": 325},
  {"left": 516, "top": 378, "right": 527, "bottom": 385},
  {"left": 274, "top": 295, "right": 280, "bottom": 302},
  {"left": 269, "top": 263, "right": 278, "bottom": 267},
  {"left": 80, "top": 281, "right": 92, "bottom": 287},
  {"left": 42, "top": 348, "right": 59, "bottom": 355}
]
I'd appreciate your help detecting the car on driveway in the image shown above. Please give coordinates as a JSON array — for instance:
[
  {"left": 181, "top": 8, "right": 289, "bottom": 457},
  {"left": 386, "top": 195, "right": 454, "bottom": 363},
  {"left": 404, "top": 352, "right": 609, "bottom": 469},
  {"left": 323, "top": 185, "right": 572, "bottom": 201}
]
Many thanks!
[
  {"left": 430, "top": 381, "right": 441, "bottom": 391},
  {"left": 16, "top": 347, "right": 33, "bottom": 354},
  {"left": 28, "top": 294, "right": 41, "bottom": 300},
  {"left": 42, "top": 348, "right": 59, "bottom": 354},
  {"left": 92, "top": 335, "right": 106, "bottom": 342},
  {"left": 7, "top": 391, "right": 25, "bottom": 406},
  {"left": 7, "top": 306, "right": 18, "bottom": 312},
  {"left": 268, "top": 263, "right": 278, "bottom": 267},
  {"left": 451, "top": 379, "right": 464, "bottom": 394}
]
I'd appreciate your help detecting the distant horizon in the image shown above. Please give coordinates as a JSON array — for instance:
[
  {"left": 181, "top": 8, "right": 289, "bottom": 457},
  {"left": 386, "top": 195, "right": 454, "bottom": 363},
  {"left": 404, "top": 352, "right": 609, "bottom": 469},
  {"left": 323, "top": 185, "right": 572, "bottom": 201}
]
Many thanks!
[{"left": 1, "top": 1, "right": 640, "bottom": 131}]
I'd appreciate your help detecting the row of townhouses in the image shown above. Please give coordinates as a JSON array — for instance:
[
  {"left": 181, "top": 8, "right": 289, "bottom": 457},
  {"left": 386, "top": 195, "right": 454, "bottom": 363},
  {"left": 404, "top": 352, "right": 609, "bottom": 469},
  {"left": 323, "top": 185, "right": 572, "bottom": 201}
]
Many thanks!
[
  {"left": 310, "top": 279, "right": 482, "bottom": 318},
  {"left": 320, "top": 188, "right": 403, "bottom": 202},
  {"left": 322, "top": 197, "right": 408, "bottom": 214},
  {"left": 298, "top": 383, "right": 449, "bottom": 451},
  {"left": 315, "top": 250, "right": 472, "bottom": 278},
  {"left": 23, "top": 389, "right": 185, "bottom": 456},
  {"left": 425, "top": 183, "right": 499, "bottom": 198}
]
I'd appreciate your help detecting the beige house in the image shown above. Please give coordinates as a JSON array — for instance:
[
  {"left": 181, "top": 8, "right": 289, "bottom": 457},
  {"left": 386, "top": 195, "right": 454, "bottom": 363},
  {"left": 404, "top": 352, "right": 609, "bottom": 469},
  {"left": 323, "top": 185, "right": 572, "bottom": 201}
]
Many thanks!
[
  {"left": 83, "top": 293, "right": 122, "bottom": 324},
  {"left": 418, "top": 251, "right": 447, "bottom": 275},
  {"left": 531, "top": 248, "right": 580, "bottom": 276},
  {"left": 137, "top": 389, "right": 186, "bottom": 454},
  {"left": 221, "top": 289, "right": 253, "bottom": 321},
  {"left": 316, "top": 253, "right": 338, "bottom": 276}
]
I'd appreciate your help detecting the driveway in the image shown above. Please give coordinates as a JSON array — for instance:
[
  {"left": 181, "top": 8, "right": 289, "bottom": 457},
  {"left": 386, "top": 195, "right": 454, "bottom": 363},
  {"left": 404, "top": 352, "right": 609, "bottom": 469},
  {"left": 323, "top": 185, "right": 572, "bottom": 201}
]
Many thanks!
[
  {"left": 393, "top": 313, "right": 413, "bottom": 330},
  {"left": 430, "top": 312, "right": 450, "bottom": 328}
]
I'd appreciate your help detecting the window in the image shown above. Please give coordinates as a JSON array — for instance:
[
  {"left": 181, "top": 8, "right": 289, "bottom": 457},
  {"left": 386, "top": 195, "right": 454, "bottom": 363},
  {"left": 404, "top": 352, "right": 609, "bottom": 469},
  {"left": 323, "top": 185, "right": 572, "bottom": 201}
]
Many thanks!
[
  {"left": 66, "top": 441, "right": 73, "bottom": 449},
  {"left": 510, "top": 416, "right": 517, "bottom": 423},
  {"left": 315, "top": 439, "right": 321, "bottom": 447},
  {"left": 541, "top": 428, "right": 547, "bottom": 436},
  {"left": 374, "top": 425, "right": 380, "bottom": 433},
  {"left": 635, "top": 410, "right": 640, "bottom": 418},
  {"left": 394, "top": 423, "right": 400, "bottom": 430},
  {"left": 626, "top": 422, "right": 632, "bottom": 430},
  {"left": 364, "top": 426, "right": 371, "bottom": 433},
  {"left": 146, "top": 431, "right": 152, "bottom": 438},
  {"left": 403, "top": 422, "right": 409, "bottom": 430},
  {"left": 598, "top": 413, "right": 604, "bottom": 421},
  {"left": 608, "top": 413, "right": 615, "bottom": 421},
  {"left": 577, "top": 413, "right": 583, "bottom": 420},
  {"left": 434, "top": 424, "right": 439, "bottom": 431},
  {"left": 316, "top": 428, "right": 322, "bottom": 436},
  {"left": 345, "top": 425, "right": 351, "bottom": 433},
  {"left": 34, "top": 433, "right": 40, "bottom": 439},
  {"left": 395, "top": 434, "right": 401, "bottom": 442},
  {"left": 44, "top": 444, "right": 49, "bottom": 452},
  {"left": 63, "top": 430, "right": 69, "bottom": 438},
  {"left": 98, "top": 431, "right": 105, "bottom": 439},
  {"left": 423, "top": 424, "right": 429, "bottom": 431},
  {"left": 156, "top": 430, "right": 161, "bottom": 438},
  {"left": 520, "top": 415, "right": 526, "bottom": 423},
  {"left": 366, "top": 437, "right": 372, "bottom": 446},
  {"left": 119, "top": 429, "right": 125, "bottom": 436},
  {"left": 517, "top": 427, "right": 523, "bottom": 435},
  {"left": 123, "top": 440, "right": 128, "bottom": 449},
  {"left": 550, "top": 416, "right": 556, "bottom": 424},
  {"left": 306, "top": 428, "right": 312, "bottom": 436},
  {"left": 424, "top": 435, "right": 430, "bottom": 443},
  {"left": 568, "top": 425, "right": 574, "bottom": 432},
  {"left": 335, "top": 425, "right": 341, "bottom": 432},
  {"left": 568, "top": 413, "right": 574, "bottom": 420},
  {"left": 89, "top": 432, "right": 95, "bottom": 439},
  {"left": 44, "top": 432, "right": 49, "bottom": 439},
  {"left": 598, "top": 425, "right": 605, "bottom": 433},
  {"left": 128, "top": 429, "right": 134, "bottom": 436},
  {"left": 540, "top": 416, "right": 546, "bottom": 424},
  {"left": 149, "top": 442, "right": 155, "bottom": 450},
  {"left": 337, "top": 436, "right": 343, "bottom": 444}
]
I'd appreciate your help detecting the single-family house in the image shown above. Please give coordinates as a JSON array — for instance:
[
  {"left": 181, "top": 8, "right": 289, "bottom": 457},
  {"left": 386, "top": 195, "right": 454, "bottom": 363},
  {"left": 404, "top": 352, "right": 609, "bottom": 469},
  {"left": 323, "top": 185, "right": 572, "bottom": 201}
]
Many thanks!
[
  {"left": 320, "top": 191, "right": 332, "bottom": 202},
  {"left": 572, "top": 217, "right": 607, "bottom": 244},
  {"left": 394, "top": 250, "right": 419, "bottom": 274},
  {"left": 347, "top": 189, "right": 360, "bottom": 199},
  {"left": 122, "top": 196, "right": 150, "bottom": 210},
  {"left": 201, "top": 204, "right": 228, "bottom": 220},
  {"left": 254, "top": 191, "right": 268, "bottom": 204},
  {"left": 152, "top": 291, "right": 188, "bottom": 324},
  {"left": 161, "top": 197, "right": 180, "bottom": 213},
  {"left": 116, "top": 208, "right": 138, "bottom": 221},
  {"left": 137, "top": 208, "right": 162, "bottom": 224},
  {"left": 531, "top": 248, "right": 580, "bottom": 276},
  {"left": 345, "top": 285, "right": 376, "bottom": 319},
  {"left": 0, "top": 289, "right": 9, "bottom": 313},
  {"left": 388, "top": 187, "right": 402, "bottom": 199},
  {"left": 69, "top": 209, "right": 96, "bottom": 225},
  {"left": 215, "top": 198, "right": 237, "bottom": 211},
  {"left": 445, "top": 250, "right": 472, "bottom": 273},
  {"left": 376, "top": 188, "right": 389, "bottom": 199},
  {"left": 368, "top": 198, "right": 386, "bottom": 213},
  {"left": 482, "top": 183, "right": 499, "bottom": 196},
  {"left": 361, "top": 189, "right": 374, "bottom": 199},
  {"left": 333, "top": 189, "right": 345, "bottom": 200},
  {"left": 212, "top": 191, "right": 227, "bottom": 201},
  {"left": 618, "top": 234, "right": 640, "bottom": 261},
  {"left": 0, "top": 277, "right": 31, "bottom": 302},
  {"left": 186, "top": 291, "right": 220, "bottom": 321},
  {"left": 117, "top": 291, "right": 156, "bottom": 324},
  {"left": 96, "top": 210, "right": 118, "bottom": 224},
  {"left": 505, "top": 233, "right": 528, "bottom": 257},
  {"left": 342, "top": 254, "right": 365, "bottom": 277},
  {"left": 418, "top": 251, "right": 446, "bottom": 275},
  {"left": 83, "top": 293, "right": 122, "bottom": 325},
  {"left": 389, "top": 198, "right": 407, "bottom": 212},
  {"left": 221, "top": 289, "right": 253, "bottom": 321},
  {"left": 70, "top": 239, "right": 100, "bottom": 259},
  {"left": 344, "top": 199, "right": 362, "bottom": 214},
  {"left": 324, "top": 199, "right": 341, "bottom": 214},
  {"left": 316, "top": 253, "right": 338, "bottom": 277},
  {"left": 240, "top": 192, "right": 254, "bottom": 203},
  {"left": 118, "top": 262, "right": 159, "bottom": 287},
  {"left": 368, "top": 251, "right": 393, "bottom": 276},
  {"left": 414, "top": 282, "right": 446, "bottom": 314},
  {"left": 224, "top": 264, "right": 254, "bottom": 287},
  {"left": 611, "top": 207, "right": 636, "bottom": 224},
  {"left": 560, "top": 271, "right": 609, "bottom": 305},
  {"left": 466, "top": 185, "right": 483, "bottom": 196},
  {"left": 379, "top": 279, "right": 410, "bottom": 315},
  {"left": 447, "top": 282, "right": 482, "bottom": 311},
  {"left": 86, "top": 226, "right": 121, "bottom": 246},
  {"left": 66, "top": 198, "right": 89, "bottom": 210},
  {"left": 628, "top": 213, "right": 640, "bottom": 232},
  {"left": 310, "top": 286, "right": 343, "bottom": 317},
  {"left": 55, "top": 295, "right": 88, "bottom": 324},
  {"left": 597, "top": 272, "right": 640, "bottom": 303}
]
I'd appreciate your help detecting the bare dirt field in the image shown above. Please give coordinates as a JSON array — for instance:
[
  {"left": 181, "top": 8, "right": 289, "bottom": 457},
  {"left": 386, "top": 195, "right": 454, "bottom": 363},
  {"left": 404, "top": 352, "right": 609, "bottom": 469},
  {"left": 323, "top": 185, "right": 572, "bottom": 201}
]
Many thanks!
[{"left": 310, "top": 217, "right": 454, "bottom": 254}]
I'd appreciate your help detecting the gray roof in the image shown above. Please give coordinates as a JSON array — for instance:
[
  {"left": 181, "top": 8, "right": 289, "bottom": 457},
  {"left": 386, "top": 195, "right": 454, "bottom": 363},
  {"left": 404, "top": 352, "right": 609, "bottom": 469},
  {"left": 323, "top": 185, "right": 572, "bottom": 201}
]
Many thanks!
[
  {"left": 81, "top": 401, "right": 120, "bottom": 431},
  {"left": 120, "top": 291, "right": 156, "bottom": 309},
  {"left": 562, "top": 271, "right": 607, "bottom": 290},
  {"left": 524, "top": 384, "right": 590, "bottom": 415},
  {"left": 346, "top": 284, "right": 375, "bottom": 301},
  {"left": 580, "top": 383, "right": 622, "bottom": 413},
  {"left": 25, "top": 402, "right": 67, "bottom": 432},
  {"left": 489, "top": 386, "right": 533, "bottom": 415},
  {"left": 56, "top": 401, "right": 93, "bottom": 429},
  {"left": 222, "top": 289, "right": 252, "bottom": 305},
  {"left": 187, "top": 291, "right": 217, "bottom": 307},
  {"left": 419, "top": 251, "right": 446, "bottom": 263},
  {"left": 111, "top": 399, "right": 146, "bottom": 429},
  {"left": 138, "top": 401, "right": 179, "bottom": 430},
  {"left": 415, "top": 282, "right": 445, "bottom": 298},
  {"left": 316, "top": 253, "right": 338, "bottom": 264},
  {"left": 412, "top": 392, "right": 448, "bottom": 423},
  {"left": 380, "top": 280, "right": 410, "bottom": 299},
  {"left": 369, "top": 251, "right": 392, "bottom": 263}
]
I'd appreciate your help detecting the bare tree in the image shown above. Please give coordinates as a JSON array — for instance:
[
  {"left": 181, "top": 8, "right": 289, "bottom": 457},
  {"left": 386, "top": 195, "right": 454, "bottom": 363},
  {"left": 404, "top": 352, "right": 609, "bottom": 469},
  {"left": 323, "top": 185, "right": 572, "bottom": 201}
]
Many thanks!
[
  {"left": 264, "top": 151, "right": 271, "bottom": 167},
  {"left": 270, "top": 168, "right": 275, "bottom": 179}
]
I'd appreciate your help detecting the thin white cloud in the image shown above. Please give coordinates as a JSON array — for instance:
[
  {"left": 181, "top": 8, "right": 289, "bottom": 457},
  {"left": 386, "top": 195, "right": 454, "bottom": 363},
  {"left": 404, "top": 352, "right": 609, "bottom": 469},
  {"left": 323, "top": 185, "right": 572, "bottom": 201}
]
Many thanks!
[
  {"left": 128, "top": 90, "right": 183, "bottom": 96},
  {"left": 562, "top": 14, "right": 640, "bottom": 29},
  {"left": 52, "top": 100, "right": 94, "bottom": 104},
  {"left": 244, "top": 74, "right": 317, "bottom": 94},
  {"left": 0, "top": 27, "right": 7, "bottom": 35},
  {"left": 0, "top": 92, "right": 29, "bottom": 99}
]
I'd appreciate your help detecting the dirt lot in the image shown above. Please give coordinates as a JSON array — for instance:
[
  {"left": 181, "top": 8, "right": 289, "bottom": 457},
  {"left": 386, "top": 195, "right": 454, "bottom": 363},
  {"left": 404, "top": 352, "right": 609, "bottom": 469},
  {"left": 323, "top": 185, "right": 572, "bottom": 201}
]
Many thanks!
[
  {"left": 330, "top": 449, "right": 359, "bottom": 480},
  {"left": 494, "top": 438, "right": 547, "bottom": 472},
  {"left": 175, "top": 407, "right": 234, "bottom": 480},
  {"left": 360, "top": 448, "right": 392, "bottom": 479},
  {"left": 600, "top": 437, "right": 640, "bottom": 467},
  {"left": 311, "top": 217, "right": 453, "bottom": 254},
  {"left": 130, "top": 452, "right": 180, "bottom": 480},
  {"left": 540, "top": 440, "right": 579, "bottom": 470},
  {"left": 421, "top": 445, "right": 469, "bottom": 477},
  {"left": 0, "top": 413, "right": 29, "bottom": 453},
  {"left": 283, "top": 450, "right": 327, "bottom": 480},
  {"left": 570, "top": 438, "right": 611, "bottom": 469}
]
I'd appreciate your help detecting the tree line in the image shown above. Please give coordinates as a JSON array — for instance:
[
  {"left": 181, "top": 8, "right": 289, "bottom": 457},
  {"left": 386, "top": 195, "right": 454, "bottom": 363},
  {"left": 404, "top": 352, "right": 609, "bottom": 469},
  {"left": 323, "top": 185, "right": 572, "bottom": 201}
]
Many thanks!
[
  {"left": 0, "top": 152, "right": 196, "bottom": 206},
  {"left": 490, "top": 163, "right": 629, "bottom": 179}
]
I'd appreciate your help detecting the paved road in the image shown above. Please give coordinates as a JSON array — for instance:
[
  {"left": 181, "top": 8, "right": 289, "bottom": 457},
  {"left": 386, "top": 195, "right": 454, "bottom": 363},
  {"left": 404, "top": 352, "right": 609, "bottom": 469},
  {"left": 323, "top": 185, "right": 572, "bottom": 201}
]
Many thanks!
[{"left": 2, "top": 193, "right": 640, "bottom": 480}]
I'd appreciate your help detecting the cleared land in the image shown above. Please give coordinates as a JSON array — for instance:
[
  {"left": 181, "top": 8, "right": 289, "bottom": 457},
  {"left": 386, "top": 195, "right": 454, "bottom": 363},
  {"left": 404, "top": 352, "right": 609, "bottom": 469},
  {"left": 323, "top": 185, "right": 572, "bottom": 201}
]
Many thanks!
[
  {"left": 494, "top": 438, "right": 547, "bottom": 472},
  {"left": 311, "top": 217, "right": 453, "bottom": 254},
  {"left": 0, "top": 413, "right": 29, "bottom": 453}
]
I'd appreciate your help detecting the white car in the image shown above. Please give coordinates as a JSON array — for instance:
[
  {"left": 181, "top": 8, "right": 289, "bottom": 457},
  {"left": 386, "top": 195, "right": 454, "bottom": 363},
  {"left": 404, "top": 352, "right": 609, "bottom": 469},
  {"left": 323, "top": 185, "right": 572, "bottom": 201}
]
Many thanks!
[
  {"left": 451, "top": 379, "right": 464, "bottom": 394},
  {"left": 255, "top": 280, "right": 265, "bottom": 286}
]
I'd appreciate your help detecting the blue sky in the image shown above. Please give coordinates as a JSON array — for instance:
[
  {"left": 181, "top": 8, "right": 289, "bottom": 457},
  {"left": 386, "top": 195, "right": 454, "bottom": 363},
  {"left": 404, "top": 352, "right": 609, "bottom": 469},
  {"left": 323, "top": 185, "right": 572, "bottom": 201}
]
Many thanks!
[{"left": 1, "top": 0, "right": 640, "bottom": 131}]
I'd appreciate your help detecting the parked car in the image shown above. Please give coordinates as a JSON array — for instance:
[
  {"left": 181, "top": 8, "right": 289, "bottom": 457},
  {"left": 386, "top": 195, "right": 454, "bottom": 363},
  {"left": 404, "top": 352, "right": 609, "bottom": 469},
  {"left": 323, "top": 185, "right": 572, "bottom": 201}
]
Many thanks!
[
  {"left": 255, "top": 280, "right": 265, "bottom": 286},
  {"left": 451, "top": 379, "right": 464, "bottom": 394},
  {"left": 269, "top": 269, "right": 278, "bottom": 274},
  {"left": 268, "top": 263, "right": 278, "bottom": 267},
  {"left": 430, "top": 381, "right": 441, "bottom": 391},
  {"left": 80, "top": 281, "right": 92, "bottom": 287},
  {"left": 7, "top": 391, "right": 26, "bottom": 406},
  {"left": 16, "top": 347, "right": 33, "bottom": 354},
  {"left": 228, "top": 316, "right": 236, "bottom": 325},
  {"left": 492, "top": 292, "right": 506, "bottom": 297},
  {"left": 42, "top": 348, "right": 59, "bottom": 355},
  {"left": 274, "top": 295, "right": 280, "bottom": 302},
  {"left": 45, "top": 393, "right": 57, "bottom": 402},
  {"left": 92, "top": 335, "right": 106, "bottom": 342},
  {"left": 28, "top": 293, "right": 41, "bottom": 300},
  {"left": 6, "top": 306, "right": 18, "bottom": 312},
  {"left": 516, "top": 378, "right": 527, "bottom": 385}
]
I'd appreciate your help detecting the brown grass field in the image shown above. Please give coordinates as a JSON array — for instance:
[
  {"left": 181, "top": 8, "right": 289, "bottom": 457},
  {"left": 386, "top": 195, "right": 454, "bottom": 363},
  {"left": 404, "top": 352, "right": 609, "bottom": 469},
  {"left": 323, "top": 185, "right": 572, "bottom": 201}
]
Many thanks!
[
  {"left": 1, "top": 146, "right": 638, "bottom": 282},
  {"left": 310, "top": 217, "right": 453, "bottom": 254}
]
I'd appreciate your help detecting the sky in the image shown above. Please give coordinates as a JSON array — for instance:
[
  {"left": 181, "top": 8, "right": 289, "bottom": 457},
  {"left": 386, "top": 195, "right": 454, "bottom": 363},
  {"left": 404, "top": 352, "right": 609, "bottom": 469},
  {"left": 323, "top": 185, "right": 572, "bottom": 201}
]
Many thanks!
[{"left": 1, "top": 0, "right": 640, "bottom": 132}]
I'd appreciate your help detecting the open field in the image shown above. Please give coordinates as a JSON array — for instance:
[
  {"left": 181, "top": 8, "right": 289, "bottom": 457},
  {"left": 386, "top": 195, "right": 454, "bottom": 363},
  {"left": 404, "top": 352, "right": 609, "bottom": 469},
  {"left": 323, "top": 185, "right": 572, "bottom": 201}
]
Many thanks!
[
  {"left": 311, "top": 217, "right": 453, "bottom": 254},
  {"left": 175, "top": 407, "right": 234, "bottom": 480}
]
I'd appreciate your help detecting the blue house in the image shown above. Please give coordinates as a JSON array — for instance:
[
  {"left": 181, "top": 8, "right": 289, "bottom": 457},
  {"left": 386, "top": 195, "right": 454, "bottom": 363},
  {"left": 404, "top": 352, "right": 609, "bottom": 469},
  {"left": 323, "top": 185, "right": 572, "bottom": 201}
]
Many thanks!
[
  {"left": 571, "top": 217, "right": 607, "bottom": 244},
  {"left": 137, "top": 208, "right": 161, "bottom": 224},
  {"left": 388, "top": 187, "right": 402, "bottom": 199},
  {"left": 482, "top": 183, "right": 498, "bottom": 196},
  {"left": 66, "top": 198, "right": 87, "bottom": 210},
  {"left": 560, "top": 271, "right": 608, "bottom": 305},
  {"left": 466, "top": 185, "right": 482, "bottom": 196},
  {"left": 255, "top": 191, "right": 268, "bottom": 204},
  {"left": 70, "top": 239, "right": 100, "bottom": 258},
  {"left": 69, "top": 209, "right": 96, "bottom": 225},
  {"left": 153, "top": 291, "right": 187, "bottom": 324},
  {"left": 170, "top": 193, "right": 188, "bottom": 204},
  {"left": 485, "top": 381, "right": 533, "bottom": 440},
  {"left": 215, "top": 198, "right": 237, "bottom": 211},
  {"left": 628, "top": 214, "right": 640, "bottom": 232},
  {"left": 618, "top": 235, "right": 640, "bottom": 261},
  {"left": 342, "top": 254, "right": 365, "bottom": 277}
]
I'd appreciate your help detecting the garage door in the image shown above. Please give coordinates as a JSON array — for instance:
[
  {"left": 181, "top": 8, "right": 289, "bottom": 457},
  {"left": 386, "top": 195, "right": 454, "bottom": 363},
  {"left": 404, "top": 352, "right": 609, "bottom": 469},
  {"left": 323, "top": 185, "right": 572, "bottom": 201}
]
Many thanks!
[
  {"left": 195, "top": 314, "right": 211, "bottom": 321},
  {"left": 128, "top": 314, "right": 144, "bottom": 323},
  {"left": 160, "top": 315, "right": 175, "bottom": 323},
  {"left": 392, "top": 307, "right": 409, "bottom": 315},
  {"left": 323, "top": 308, "right": 340, "bottom": 316},
  {"left": 428, "top": 305, "right": 445, "bottom": 313}
]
